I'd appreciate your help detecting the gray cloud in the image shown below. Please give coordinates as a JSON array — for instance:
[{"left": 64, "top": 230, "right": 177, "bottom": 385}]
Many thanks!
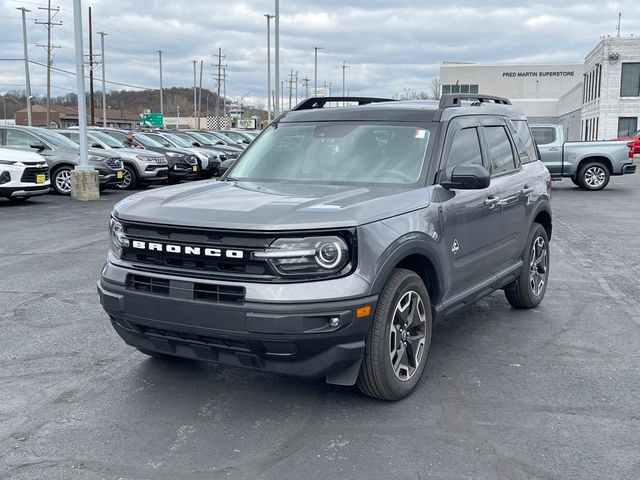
[{"left": 1, "top": 0, "right": 639, "bottom": 107}]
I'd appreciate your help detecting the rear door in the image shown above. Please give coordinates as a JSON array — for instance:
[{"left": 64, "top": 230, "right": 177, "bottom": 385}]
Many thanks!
[
  {"left": 436, "top": 117, "right": 503, "bottom": 296},
  {"left": 532, "top": 126, "right": 563, "bottom": 175}
]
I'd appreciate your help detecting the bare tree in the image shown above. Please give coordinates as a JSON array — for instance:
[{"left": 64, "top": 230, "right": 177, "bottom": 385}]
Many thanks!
[{"left": 430, "top": 77, "right": 441, "bottom": 100}]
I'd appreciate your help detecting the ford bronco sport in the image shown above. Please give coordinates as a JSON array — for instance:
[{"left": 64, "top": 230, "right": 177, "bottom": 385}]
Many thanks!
[{"left": 98, "top": 94, "right": 552, "bottom": 400}]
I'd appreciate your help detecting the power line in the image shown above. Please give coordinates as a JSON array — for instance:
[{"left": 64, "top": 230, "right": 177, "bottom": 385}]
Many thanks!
[{"left": 28, "top": 60, "right": 153, "bottom": 90}]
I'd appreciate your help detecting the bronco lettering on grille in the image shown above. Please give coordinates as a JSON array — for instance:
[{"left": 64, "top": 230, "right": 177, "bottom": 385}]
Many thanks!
[{"left": 131, "top": 240, "right": 244, "bottom": 259}]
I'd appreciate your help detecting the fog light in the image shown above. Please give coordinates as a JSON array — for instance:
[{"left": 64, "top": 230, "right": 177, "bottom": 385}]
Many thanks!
[
  {"left": 0, "top": 171, "right": 10, "bottom": 185},
  {"left": 328, "top": 317, "right": 340, "bottom": 328}
]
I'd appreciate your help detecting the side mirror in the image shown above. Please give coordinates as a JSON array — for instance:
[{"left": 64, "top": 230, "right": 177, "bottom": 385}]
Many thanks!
[
  {"left": 30, "top": 142, "right": 46, "bottom": 151},
  {"left": 191, "top": 141, "right": 201, "bottom": 147},
  {"left": 216, "top": 141, "right": 224, "bottom": 145},
  {"left": 91, "top": 143, "right": 103, "bottom": 149},
  {"left": 242, "top": 140, "right": 250, "bottom": 144},
  {"left": 440, "top": 164, "right": 490, "bottom": 190}
]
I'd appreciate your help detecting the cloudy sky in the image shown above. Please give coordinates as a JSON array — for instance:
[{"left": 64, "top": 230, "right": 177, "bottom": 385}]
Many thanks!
[{"left": 1, "top": 0, "right": 639, "bottom": 109}]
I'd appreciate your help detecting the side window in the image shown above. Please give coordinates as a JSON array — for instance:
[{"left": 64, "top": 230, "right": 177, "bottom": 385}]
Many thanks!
[
  {"left": 5, "top": 129, "right": 37, "bottom": 148},
  {"left": 484, "top": 126, "right": 516, "bottom": 175},
  {"left": 531, "top": 127, "right": 556, "bottom": 146},
  {"left": 513, "top": 120, "right": 539, "bottom": 164},
  {"left": 444, "top": 127, "right": 483, "bottom": 178}
]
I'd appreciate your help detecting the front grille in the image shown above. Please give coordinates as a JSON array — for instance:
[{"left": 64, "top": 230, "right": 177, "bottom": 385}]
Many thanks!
[
  {"left": 106, "top": 158, "right": 123, "bottom": 170},
  {"left": 21, "top": 166, "right": 49, "bottom": 183},
  {"left": 138, "top": 325, "right": 257, "bottom": 356},
  {"left": 152, "top": 157, "right": 167, "bottom": 164},
  {"left": 127, "top": 274, "right": 245, "bottom": 304}
]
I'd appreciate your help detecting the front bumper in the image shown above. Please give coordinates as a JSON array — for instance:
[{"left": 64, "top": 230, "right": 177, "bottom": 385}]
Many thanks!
[
  {"left": 139, "top": 164, "right": 169, "bottom": 183},
  {"left": 98, "top": 275, "right": 377, "bottom": 383},
  {"left": 97, "top": 168, "right": 125, "bottom": 187},
  {"left": 168, "top": 162, "right": 199, "bottom": 180},
  {"left": 0, "top": 184, "right": 51, "bottom": 198}
]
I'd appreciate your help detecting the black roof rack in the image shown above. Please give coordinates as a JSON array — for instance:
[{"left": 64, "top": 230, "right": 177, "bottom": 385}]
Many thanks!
[
  {"left": 439, "top": 94, "right": 511, "bottom": 109},
  {"left": 291, "top": 96, "right": 395, "bottom": 111}
]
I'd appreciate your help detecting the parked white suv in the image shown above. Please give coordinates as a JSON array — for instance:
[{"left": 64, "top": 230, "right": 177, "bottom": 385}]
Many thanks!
[{"left": 0, "top": 148, "right": 50, "bottom": 202}]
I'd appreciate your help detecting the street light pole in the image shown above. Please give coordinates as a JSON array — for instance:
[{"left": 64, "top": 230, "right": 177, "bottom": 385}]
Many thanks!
[
  {"left": 17, "top": 7, "right": 33, "bottom": 126},
  {"left": 313, "top": 46, "right": 323, "bottom": 96},
  {"left": 72, "top": 0, "right": 88, "bottom": 169},
  {"left": 264, "top": 13, "right": 274, "bottom": 123},
  {"left": 158, "top": 50, "right": 164, "bottom": 125},
  {"left": 98, "top": 31, "right": 107, "bottom": 126},
  {"left": 274, "top": 0, "right": 280, "bottom": 116}
]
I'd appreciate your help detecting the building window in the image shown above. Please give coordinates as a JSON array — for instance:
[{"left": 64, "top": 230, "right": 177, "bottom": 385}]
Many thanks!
[
  {"left": 618, "top": 117, "right": 638, "bottom": 137},
  {"left": 441, "top": 84, "right": 479, "bottom": 96},
  {"left": 621, "top": 63, "right": 640, "bottom": 97}
]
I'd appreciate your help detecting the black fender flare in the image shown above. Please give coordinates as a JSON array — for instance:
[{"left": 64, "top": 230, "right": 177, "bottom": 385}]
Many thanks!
[{"left": 369, "top": 232, "right": 446, "bottom": 306}]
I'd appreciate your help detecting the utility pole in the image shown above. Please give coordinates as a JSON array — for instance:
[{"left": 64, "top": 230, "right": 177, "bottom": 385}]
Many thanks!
[
  {"left": 97, "top": 31, "right": 107, "bottom": 127},
  {"left": 342, "top": 61, "right": 350, "bottom": 98},
  {"left": 274, "top": 0, "right": 280, "bottom": 116},
  {"left": 288, "top": 69, "right": 294, "bottom": 110},
  {"left": 617, "top": 12, "right": 622, "bottom": 37},
  {"left": 280, "top": 81, "right": 284, "bottom": 111},
  {"left": 214, "top": 47, "right": 225, "bottom": 117},
  {"left": 36, "top": 0, "right": 62, "bottom": 127},
  {"left": 176, "top": 105, "right": 180, "bottom": 127},
  {"left": 313, "top": 46, "right": 323, "bottom": 97},
  {"left": 222, "top": 67, "right": 227, "bottom": 117},
  {"left": 294, "top": 71, "right": 299, "bottom": 104},
  {"left": 302, "top": 77, "right": 310, "bottom": 99},
  {"left": 158, "top": 50, "right": 164, "bottom": 124},
  {"left": 192, "top": 60, "right": 197, "bottom": 124},
  {"left": 264, "top": 14, "right": 274, "bottom": 122},
  {"left": 198, "top": 60, "right": 203, "bottom": 128},
  {"left": 17, "top": 7, "right": 33, "bottom": 126},
  {"left": 88, "top": 7, "right": 94, "bottom": 125}
]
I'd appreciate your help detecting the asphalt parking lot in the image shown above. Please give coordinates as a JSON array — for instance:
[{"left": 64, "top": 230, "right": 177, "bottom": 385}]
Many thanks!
[{"left": 1, "top": 175, "right": 639, "bottom": 480}]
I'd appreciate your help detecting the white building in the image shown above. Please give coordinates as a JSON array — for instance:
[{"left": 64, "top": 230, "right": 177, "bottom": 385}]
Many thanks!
[{"left": 439, "top": 36, "right": 640, "bottom": 141}]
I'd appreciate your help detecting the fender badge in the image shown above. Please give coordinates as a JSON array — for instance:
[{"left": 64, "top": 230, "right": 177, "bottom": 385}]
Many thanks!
[{"left": 451, "top": 239, "right": 460, "bottom": 255}]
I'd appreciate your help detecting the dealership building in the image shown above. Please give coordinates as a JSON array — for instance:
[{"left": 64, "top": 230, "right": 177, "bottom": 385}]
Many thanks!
[{"left": 440, "top": 36, "right": 640, "bottom": 141}]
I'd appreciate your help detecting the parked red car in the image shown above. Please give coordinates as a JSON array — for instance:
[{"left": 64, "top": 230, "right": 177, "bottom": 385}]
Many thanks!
[{"left": 614, "top": 130, "right": 640, "bottom": 156}]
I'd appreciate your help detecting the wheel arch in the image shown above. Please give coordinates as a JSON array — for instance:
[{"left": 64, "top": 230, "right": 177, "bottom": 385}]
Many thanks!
[
  {"left": 577, "top": 156, "right": 612, "bottom": 175},
  {"left": 370, "top": 235, "right": 445, "bottom": 308},
  {"left": 533, "top": 205, "right": 552, "bottom": 240}
]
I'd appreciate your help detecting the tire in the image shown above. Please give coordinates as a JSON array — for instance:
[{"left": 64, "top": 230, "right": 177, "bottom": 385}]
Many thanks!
[
  {"left": 504, "top": 223, "right": 550, "bottom": 309},
  {"left": 578, "top": 161, "right": 610, "bottom": 191},
  {"left": 51, "top": 166, "right": 73, "bottom": 195},
  {"left": 570, "top": 177, "right": 581, "bottom": 187},
  {"left": 357, "top": 268, "right": 432, "bottom": 401},
  {"left": 117, "top": 165, "right": 138, "bottom": 190}
]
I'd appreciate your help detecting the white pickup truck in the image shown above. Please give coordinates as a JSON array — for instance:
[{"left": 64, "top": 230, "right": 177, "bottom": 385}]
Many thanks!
[
  {"left": 531, "top": 124, "right": 636, "bottom": 191},
  {"left": 0, "top": 148, "right": 50, "bottom": 202}
]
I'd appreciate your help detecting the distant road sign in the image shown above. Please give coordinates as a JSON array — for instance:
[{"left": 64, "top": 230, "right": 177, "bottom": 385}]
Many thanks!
[
  {"left": 238, "top": 118, "right": 257, "bottom": 130},
  {"left": 139, "top": 113, "right": 164, "bottom": 127}
]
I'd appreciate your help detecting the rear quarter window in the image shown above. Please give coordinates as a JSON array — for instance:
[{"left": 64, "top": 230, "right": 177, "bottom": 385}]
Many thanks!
[{"left": 513, "top": 120, "right": 539, "bottom": 163}]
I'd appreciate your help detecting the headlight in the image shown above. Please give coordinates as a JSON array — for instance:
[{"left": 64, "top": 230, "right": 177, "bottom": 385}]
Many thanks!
[
  {"left": 88, "top": 155, "right": 102, "bottom": 162},
  {"left": 254, "top": 236, "right": 350, "bottom": 276},
  {"left": 166, "top": 151, "right": 185, "bottom": 158},
  {"left": 109, "top": 218, "right": 129, "bottom": 257},
  {"left": 136, "top": 154, "right": 154, "bottom": 161},
  {"left": 0, "top": 159, "right": 16, "bottom": 165}
]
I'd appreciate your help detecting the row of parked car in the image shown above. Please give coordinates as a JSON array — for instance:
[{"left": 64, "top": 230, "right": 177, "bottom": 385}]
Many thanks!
[{"left": 0, "top": 125, "right": 258, "bottom": 201}]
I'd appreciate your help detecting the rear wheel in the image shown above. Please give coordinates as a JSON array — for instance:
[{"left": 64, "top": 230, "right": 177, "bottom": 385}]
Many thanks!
[
  {"left": 51, "top": 166, "right": 72, "bottom": 195},
  {"left": 357, "top": 268, "right": 432, "bottom": 400},
  {"left": 504, "top": 223, "right": 550, "bottom": 309},
  {"left": 578, "top": 162, "right": 610, "bottom": 191}
]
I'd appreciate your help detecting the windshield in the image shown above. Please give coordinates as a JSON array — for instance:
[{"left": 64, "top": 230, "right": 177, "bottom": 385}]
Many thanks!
[
  {"left": 144, "top": 133, "right": 175, "bottom": 148},
  {"left": 36, "top": 129, "right": 81, "bottom": 149},
  {"left": 163, "top": 134, "right": 193, "bottom": 148},
  {"left": 229, "top": 122, "right": 433, "bottom": 185},
  {"left": 186, "top": 131, "right": 216, "bottom": 146},
  {"left": 91, "top": 131, "right": 123, "bottom": 148},
  {"left": 213, "top": 131, "right": 239, "bottom": 144},
  {"left": 224, "top": 131, "right": 249, "bottom": 142},
  {"left": 134, "top": 133, "right": 164, "bottom": 148}
]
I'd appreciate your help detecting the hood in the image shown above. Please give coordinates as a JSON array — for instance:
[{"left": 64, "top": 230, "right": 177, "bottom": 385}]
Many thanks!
[
  {"left": 114, "top": 180, "right": 430, "bottom": 231},
  {"left": 144, "top": 146, "right": 192, "bottom": 156},
  {"left": 113, "top": 147, "right": 162, "bottom": 159},
  {"left": 88, "top": 148, "right": 120, "bottom": 159},
  {"left": 0, "top": 148, "right": 47, "bottom": 165}
]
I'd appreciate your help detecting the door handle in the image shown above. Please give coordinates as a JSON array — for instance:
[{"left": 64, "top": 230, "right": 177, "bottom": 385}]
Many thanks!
[
  {"left": 484, "top": 196, "right": 500, "bottom": 209},
  {"left": 548, "top": 147, "right": 559, "bottom": 151},
  {"left": 522, "top": 185, "right": 534, "bottom": 195}
]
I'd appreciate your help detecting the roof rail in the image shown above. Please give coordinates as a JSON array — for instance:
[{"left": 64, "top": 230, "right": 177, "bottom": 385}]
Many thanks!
[
  {"left": 291, "top": 96, "right": 395, "bottom": 111},
  {"left": 439, "top": 94, "right": 511, "bottom": 109}
]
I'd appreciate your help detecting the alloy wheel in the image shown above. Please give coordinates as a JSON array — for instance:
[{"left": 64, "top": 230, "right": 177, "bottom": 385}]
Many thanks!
[
  {"left": 55, "top": 169, "right": 71, "bottom": 194},
  {"left": 529, "top": 236, "right": 548, "bottom": 296},
  {"left": 584, "top": 166, "right": 606, "bottom": 188},
  {"left": 389, "top": 290, "right": 427, "bottom": 381},
  {"left": 120, "top": 169, "right": 132, "bottom": 189}
]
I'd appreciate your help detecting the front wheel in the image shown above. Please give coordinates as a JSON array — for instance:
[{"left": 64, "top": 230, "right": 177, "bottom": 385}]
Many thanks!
[
  {"left": 504, "top": 223, "right": 550, "bottom": 309},
  {"left": 51, "top": 166, "right": 72, "bottom": 195},
  {"left": 578, "top": 162, "right": 610, "bottom": 191},
  {"left": 357, "top": 268, "right": 432, "bottom": 400},
  {"left": 117, "top": 165, "right": 138, "bottom": 190}
]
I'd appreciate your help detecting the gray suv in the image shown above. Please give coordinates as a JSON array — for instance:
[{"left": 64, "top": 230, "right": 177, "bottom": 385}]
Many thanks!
[
  {"left": 98, "top": 94, "right": 552, "bottom": 400},
  {"left": 0, "top": 126, "right": 124, "bottom": 195}
]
